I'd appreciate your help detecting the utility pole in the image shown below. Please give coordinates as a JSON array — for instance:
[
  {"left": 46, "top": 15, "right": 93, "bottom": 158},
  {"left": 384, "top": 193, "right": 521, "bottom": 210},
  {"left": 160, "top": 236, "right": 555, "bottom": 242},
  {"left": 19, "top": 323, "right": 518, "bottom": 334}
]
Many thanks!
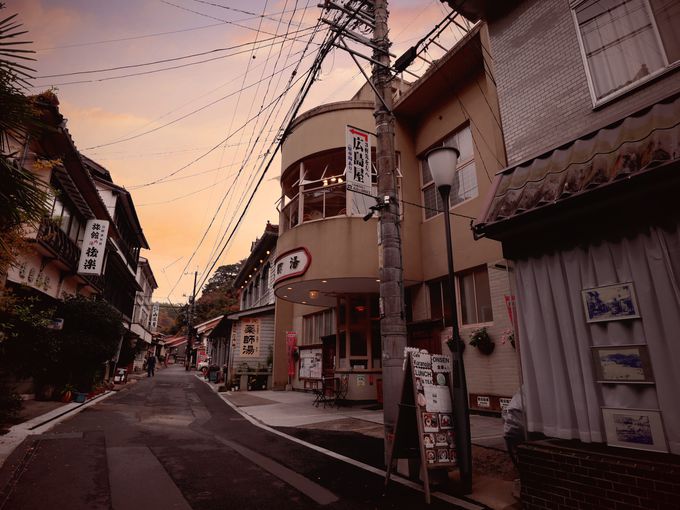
[
  {"left": 372, "top": 0, "right": 408, "bottom": 451},
  {"left": 185, "top": 270, "right": 198, "bottom": 371}
]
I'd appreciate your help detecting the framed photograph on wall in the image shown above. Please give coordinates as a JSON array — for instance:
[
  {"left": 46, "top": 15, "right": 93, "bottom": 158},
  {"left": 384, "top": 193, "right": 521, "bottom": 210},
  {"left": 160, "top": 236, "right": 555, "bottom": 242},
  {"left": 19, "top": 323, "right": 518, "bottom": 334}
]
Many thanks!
[
  {"left": 582, "top": 282, "right": 640, "bottom": 323},
  {"left": 591, "top": 345, "right": 654, "bottom": 384},
  {"left": 602, "top": 408, "right": 668, "bottom": 453}
]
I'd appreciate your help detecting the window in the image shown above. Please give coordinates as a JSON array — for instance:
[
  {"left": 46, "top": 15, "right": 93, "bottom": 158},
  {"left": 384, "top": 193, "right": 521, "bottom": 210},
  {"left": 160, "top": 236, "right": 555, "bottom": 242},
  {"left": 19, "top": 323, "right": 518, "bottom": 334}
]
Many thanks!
[
  {"left": 427, "top": 279, "right": 453, "bottom": 326},
  {"left": 420, "top": 125, "right": 477, "bottom": 220},
  {"left": 458, "top": 266, "right": 493, "bottom": 325},
  {"left": 574, "top": 0, "right": 680, "bottom": 103},
  {"left": 302, "top": 308, "right": 335, "bottom": 346}
]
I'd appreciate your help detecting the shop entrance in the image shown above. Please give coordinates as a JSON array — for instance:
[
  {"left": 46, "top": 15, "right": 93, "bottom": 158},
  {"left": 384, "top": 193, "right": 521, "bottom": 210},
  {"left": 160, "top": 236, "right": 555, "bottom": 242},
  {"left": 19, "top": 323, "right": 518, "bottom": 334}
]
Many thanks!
[
  {"left": 322, "top": 334, "right": 336, "bottom": 378},
  {"left": 407, "top": 320, "right": 443, "bottom": 354}
]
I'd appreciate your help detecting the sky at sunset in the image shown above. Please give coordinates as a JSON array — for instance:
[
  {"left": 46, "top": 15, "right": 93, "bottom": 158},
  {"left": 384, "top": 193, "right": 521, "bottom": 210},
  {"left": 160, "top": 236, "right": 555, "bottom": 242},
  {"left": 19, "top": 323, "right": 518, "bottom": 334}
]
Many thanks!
[{"left": 14, "top": 0, "right": 465, "bottom": 304}]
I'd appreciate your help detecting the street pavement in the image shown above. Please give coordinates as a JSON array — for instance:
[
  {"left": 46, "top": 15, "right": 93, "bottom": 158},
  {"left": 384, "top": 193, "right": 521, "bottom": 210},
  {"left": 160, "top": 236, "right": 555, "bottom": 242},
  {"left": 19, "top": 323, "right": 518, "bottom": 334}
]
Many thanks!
[{"left": 0, "top": 366, "right": 487, "bottom": 510}]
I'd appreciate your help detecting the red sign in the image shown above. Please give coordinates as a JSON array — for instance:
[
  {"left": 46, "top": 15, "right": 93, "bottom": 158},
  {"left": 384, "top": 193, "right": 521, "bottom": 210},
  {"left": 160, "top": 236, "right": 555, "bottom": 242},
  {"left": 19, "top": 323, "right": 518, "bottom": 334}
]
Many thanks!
[{"left": 286, "top": 332, "right": 297, "bottom": 376}]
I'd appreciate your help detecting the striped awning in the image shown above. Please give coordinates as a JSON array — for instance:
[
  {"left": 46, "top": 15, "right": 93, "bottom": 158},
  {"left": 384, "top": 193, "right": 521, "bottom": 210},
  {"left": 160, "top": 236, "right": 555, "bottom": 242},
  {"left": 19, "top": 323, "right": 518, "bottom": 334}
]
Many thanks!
[{"left": 474, "top": 93, "right": 680, "bottom": 238}]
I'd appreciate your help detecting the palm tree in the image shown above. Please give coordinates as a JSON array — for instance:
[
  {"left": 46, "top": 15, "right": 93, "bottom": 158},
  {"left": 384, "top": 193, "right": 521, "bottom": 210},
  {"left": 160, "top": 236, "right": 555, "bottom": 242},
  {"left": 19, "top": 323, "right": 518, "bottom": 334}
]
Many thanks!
[{"left": 0, "top": 3, "right": 48, "bottom": 273}]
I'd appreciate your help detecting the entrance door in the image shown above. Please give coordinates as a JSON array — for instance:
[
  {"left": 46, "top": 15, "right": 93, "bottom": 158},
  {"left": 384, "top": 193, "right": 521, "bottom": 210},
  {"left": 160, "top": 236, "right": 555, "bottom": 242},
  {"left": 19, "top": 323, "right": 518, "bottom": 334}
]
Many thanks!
[
  {"left": 321, "top": 334, "right": 336, "bottom": 378},
  {"left": 407, "top": 322, "right": 443, "bottom": 354}
]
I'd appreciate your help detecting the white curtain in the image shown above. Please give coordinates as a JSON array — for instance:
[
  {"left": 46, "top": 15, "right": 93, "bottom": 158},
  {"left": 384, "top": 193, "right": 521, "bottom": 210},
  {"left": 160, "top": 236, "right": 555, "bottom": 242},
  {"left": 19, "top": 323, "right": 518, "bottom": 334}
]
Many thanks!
[
  {"left": 514, "top": 220, "right": 680, "bottom": 454},
  {"left": 577, "top": 0, "right": 665, "bottom": 99}
]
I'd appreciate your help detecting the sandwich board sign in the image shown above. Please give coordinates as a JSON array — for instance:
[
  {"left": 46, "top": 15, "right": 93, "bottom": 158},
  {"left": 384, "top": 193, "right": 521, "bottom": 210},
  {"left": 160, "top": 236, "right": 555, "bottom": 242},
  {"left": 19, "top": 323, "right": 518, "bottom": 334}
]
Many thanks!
[{"left": 384, "top": 348, "right": 456, "bottom": 504}]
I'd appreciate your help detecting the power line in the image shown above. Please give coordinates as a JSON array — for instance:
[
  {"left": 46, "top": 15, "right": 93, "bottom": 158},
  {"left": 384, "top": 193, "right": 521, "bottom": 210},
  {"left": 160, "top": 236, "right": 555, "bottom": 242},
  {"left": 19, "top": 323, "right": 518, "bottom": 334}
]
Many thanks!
[
  {"left": 136, "top": 170, "right": 238, "bottom": 206},
  {"left": 35, "top": 22, "right": 226, "bottom": 51},
  {"left": 161, "top": 0, "right": 309, "bottom": 38},
  {"left": 83, "top": 50, "right": 313, "bottom": 151},
  {"left": 130, "top": 69, "right": 311, "bottom": 190},
  {"left": 35, "top": 26, "right": 316, "bottom": 79},
  {"left": 191, "top": 0, "right": 307, "bottom": 28},
  {"left": 195, "top": 4, "right": 355, "bottom": 293},
  {"left": 84, "top": 45, "right": 304, "bottom": 151}
]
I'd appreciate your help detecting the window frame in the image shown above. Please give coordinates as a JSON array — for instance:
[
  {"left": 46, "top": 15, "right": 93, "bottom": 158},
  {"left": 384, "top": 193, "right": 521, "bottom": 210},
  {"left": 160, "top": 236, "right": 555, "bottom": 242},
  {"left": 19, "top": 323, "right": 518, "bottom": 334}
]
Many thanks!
[
  {"left": 572, "top": 0, "right": 680, "bottom": 107},
  {"left": 456, "top": 265, "right": 494, "bottom": 328},
  {"left": 419, "top": 125, "right": 478, "bottom": 222}
]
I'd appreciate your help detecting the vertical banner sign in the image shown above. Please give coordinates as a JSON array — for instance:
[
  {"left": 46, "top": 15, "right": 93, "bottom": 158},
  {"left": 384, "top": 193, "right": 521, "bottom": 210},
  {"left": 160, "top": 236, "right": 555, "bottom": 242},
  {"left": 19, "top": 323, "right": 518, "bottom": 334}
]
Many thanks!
[
  {"left": 345, "top": 125, "right": 373, "bottom": 216},
  {"left": 505, "top": 295, "right": 519, "bottom": 343},
  {"left": 77, "top": 219, "right": 109, "bottom": 275},
  {"left": 241, "top": 318, "right": 260, "bottom": 357},
  {"left": 150, "top": 303, "right": 159, "bottom": 332},
  {"left": 286, "top": 331, "right": 297, "bottom": 377}
]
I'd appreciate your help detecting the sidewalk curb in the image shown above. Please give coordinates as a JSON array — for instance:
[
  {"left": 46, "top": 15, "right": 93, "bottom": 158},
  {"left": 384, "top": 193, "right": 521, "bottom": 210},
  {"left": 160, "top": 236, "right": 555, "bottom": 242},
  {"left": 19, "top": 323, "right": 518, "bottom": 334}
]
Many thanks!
[
  {"left": 0, "top": 390, "right": 116, "bottom": 469},
  {"left": 195, "top": 374, "right": 486, "bottom": 510}
]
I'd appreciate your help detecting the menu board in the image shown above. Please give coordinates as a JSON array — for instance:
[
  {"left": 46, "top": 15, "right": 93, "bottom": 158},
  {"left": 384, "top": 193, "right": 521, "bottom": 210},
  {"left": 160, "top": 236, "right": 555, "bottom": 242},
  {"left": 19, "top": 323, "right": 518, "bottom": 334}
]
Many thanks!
[
  {"left": 298, "top": 348, "right": 322, "bottom": 379},
  {"left": 385, "top": 348, "right": 458, "bottom": 504},
  {"left": 411, "top": 350, "right": 456, "bottom": 467}
]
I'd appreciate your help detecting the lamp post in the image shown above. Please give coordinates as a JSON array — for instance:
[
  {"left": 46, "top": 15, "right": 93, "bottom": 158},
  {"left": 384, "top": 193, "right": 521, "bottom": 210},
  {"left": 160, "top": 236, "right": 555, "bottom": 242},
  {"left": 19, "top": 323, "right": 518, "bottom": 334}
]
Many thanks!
[{"left": 426, "top": 146, "right": 473, "bottom": 494}]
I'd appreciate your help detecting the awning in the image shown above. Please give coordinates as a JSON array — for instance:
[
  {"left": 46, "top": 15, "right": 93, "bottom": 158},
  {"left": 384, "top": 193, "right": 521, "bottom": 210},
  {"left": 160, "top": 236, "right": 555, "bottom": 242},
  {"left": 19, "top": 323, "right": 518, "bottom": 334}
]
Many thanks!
[
  {"left": 227, "top": 304, "right": 275, "bottom": 320},
  {"left": 474, "top": 92, "right": 680, "bottom": 239}
]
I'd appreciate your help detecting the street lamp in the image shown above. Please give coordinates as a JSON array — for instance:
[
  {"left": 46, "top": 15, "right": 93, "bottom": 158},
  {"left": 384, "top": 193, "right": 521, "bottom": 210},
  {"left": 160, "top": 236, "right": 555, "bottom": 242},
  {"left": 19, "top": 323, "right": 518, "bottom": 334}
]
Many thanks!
[{"left": 426, "top": 146, "right": 473, "bottom": 494}]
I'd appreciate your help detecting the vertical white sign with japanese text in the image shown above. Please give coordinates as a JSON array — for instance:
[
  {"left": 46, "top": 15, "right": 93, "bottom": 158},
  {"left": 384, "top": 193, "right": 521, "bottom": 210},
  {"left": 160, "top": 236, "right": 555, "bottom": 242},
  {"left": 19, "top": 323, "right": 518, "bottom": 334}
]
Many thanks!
[
  {"left": 150, "top": 303, "right": 159, "bottom": 331},
  {"left": 77, "top": 219, "right": 109, "bottom": 275},
  {"left": 240, "top": 318, "right": 260, "bottom": 357},
  {"left": 345, "top": 125, "right": 373, "bottom": 216}
]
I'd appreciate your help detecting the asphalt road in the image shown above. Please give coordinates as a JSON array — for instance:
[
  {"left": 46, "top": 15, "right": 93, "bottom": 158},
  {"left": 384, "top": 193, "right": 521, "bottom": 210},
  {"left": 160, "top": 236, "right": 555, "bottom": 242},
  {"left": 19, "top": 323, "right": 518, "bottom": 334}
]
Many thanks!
[{"left": 0, "top": 366, "right": 476, "bottom": 510}]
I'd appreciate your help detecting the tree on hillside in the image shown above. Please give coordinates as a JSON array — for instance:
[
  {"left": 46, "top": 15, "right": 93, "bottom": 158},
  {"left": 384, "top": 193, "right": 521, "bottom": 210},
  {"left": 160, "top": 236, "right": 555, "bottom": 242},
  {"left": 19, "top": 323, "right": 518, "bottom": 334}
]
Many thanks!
[
  {"left": 193, "top": 262, "right": 243, "bottom": 323},
  {"left": 170, "top": 262, "right": 243, "bottom": 332},
  {"left": 0, "top": 4, "right": 48, "bottom": 274}
]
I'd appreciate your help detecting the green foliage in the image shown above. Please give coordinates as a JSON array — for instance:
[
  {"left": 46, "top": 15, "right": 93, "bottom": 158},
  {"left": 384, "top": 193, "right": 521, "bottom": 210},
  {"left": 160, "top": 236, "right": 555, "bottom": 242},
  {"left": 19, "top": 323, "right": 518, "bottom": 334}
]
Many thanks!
[
  {"left": 1, "top": 294, "right": 124, "bottom": 392},
  {"left": 171, "top": 262, "right": 243, "bottom": 333},
  {"left": 0, "top": 380, "right": 21, "bottom": 424},
  {"left": 468, "top": 327, "right": 495, "bottom": 355},
  {"left": 0, "top": 4, "right": 48, "bottom": 272}
]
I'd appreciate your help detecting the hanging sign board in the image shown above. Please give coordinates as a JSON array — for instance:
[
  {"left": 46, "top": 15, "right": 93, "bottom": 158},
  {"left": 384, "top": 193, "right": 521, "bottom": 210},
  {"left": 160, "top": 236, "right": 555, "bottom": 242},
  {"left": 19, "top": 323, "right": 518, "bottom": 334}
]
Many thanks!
[
  {"left": 77, "top": 219, "right": 109, "bottom": 275},
  {"left": 273, "top": 248, "right": 311, "bottom": 285},
  {"left": 385, "top": 349, "right": 456, "bottom": 504},
  {"left": 345, "top": 125, "right": 374, "bottom": 216},
  {"left": 150, "top": 303, "right": 159, "bottom": 331},
  {"left": 240, "top": 318, "right": 260, "bottom": 357}
]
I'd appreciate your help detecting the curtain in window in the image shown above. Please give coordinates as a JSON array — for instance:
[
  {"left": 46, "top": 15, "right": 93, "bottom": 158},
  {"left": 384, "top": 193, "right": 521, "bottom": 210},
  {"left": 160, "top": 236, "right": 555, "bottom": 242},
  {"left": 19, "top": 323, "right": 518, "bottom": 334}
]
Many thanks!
[
  {"left": 577, "top": 0, "right": 664, "bottom": 99},
  {"left": 514, "top": 221, "right": 680, "bottom": 454}
]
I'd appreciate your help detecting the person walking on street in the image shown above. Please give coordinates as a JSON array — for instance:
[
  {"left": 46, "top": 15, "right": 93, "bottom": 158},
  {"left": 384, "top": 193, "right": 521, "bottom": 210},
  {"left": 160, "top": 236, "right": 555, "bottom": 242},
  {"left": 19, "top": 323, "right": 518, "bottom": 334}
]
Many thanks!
[{"left": 147, "top": 353, "right": 156, "bottom": 377}]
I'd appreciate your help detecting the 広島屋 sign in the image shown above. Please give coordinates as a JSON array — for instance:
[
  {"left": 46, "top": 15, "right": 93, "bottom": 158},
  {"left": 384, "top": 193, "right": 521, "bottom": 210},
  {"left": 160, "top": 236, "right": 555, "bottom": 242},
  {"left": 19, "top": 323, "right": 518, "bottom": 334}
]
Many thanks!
[
  {"left": 77, "top": 219, "right": 109, "bottom": 275},
  {"left": 240, "top": 318, "right": 260, "bottom": 357},
  {"left": 345, "top": 125, "right": 373, "bottom": 216}
]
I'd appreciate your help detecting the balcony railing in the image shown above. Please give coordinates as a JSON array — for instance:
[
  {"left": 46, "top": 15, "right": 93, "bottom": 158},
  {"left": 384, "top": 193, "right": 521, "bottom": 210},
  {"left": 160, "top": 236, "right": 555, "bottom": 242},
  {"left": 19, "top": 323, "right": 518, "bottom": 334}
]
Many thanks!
[
  {"left": 37, "top": 220, "right": 80, "bottom": 269},
  {"left": 281, "top": 182, "right": 349, "bottom": 232}
]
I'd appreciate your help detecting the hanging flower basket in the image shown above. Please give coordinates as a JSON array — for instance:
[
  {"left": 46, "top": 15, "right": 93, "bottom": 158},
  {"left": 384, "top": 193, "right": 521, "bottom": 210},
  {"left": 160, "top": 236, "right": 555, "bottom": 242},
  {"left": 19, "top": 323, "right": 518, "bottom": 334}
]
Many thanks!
[{"left": 469, "top": 327, "right": 495, "bottom": 355}]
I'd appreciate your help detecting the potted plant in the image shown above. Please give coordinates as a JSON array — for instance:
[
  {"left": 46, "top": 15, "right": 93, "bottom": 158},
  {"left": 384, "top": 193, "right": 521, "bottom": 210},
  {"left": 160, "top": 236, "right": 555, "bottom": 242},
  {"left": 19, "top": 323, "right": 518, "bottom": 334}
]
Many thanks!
[
  {"left": 60, "top": 383, "right": 76, "bottom": 403},
  {"left": 501, "top": 329, "right": 516, "bottom": 349},
  {"left": 469, "top": 327, "right": 495, "bottom": 355}
]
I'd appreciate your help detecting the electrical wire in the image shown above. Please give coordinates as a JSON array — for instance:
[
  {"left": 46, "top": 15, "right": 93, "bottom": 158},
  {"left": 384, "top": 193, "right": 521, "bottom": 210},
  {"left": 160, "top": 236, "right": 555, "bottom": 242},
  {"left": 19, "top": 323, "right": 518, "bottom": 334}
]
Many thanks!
[
  {"left": 136, "top": 170, "right": 238, "bottom": 206},
  {"left": 35, "top": 26, "right": 317, "bottom": 79},
  {"left": 131, "top": 69, "right": 310, "bottom": 190},
  {"left": 83, "top": 50, "right": 314, "bottom": 151},
  {"left": 195, "top": 3, "right": 362, "bottom": 293}
]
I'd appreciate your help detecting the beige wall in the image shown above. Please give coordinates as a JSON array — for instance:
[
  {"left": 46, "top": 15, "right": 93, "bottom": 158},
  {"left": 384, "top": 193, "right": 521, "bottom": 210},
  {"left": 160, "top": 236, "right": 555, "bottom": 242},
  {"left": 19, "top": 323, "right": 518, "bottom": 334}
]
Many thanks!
[
  {"left": 281, "top": 102, "right": 374, "bottom": 174},
  {"left": 275, "top": 217, "right": 379, "bottom": 283},
  {"left": 273, "top": 26, "right": 520, "bottom": 401}
]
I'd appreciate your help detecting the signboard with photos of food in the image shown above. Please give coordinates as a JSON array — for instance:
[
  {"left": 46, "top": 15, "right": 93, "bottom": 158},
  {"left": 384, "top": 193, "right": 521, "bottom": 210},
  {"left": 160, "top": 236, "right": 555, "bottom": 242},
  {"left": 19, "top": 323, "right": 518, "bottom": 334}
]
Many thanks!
[{"left": 411, "top": 349, "right": 456, "bottom": 467}]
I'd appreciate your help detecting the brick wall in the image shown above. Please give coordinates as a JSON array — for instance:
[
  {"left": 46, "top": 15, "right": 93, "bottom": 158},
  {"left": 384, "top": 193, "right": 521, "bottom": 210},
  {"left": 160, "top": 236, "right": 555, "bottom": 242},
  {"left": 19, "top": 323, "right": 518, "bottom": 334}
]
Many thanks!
[
  {"left": 518, "top": 440, "right": 680, "bottom": 510},
  {"left": 489, "top": 0, "right": 680, "bottom": 166}
]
